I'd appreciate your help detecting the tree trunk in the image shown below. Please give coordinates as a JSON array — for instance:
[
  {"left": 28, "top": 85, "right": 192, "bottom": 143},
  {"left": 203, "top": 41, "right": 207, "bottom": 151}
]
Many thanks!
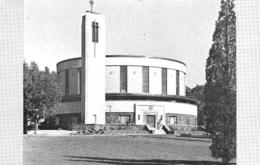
[{"left": 34, "top": 123, "right": 38, "bottom": 134}]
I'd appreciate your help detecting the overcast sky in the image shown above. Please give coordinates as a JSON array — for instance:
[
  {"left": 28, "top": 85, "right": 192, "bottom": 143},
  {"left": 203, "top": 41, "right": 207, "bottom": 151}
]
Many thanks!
[{"left": 25, "top": 0, "right": 220, "bottom": 88}]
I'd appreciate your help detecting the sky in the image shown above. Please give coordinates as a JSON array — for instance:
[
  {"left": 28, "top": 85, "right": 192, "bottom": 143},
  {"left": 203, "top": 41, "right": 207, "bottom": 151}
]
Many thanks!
[{"left": 25, "top": 0, "right": 220, "bottom": 88}]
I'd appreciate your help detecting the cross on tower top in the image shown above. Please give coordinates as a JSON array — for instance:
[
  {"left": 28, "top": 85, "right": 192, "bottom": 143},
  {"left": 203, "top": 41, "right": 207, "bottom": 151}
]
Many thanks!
[{"left": 89, "top": 0, "right": 94, "bottom": 13}]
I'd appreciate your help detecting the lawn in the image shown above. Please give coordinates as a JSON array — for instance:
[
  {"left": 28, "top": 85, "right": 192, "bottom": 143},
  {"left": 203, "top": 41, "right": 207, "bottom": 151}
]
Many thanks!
[{"left": 23, "top": 135, "right": 232, "bottom": 165}]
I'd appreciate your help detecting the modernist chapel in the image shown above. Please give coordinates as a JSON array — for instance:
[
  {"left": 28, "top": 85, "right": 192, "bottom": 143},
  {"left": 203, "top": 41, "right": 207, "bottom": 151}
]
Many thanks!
[{"left": 54, "top": 9, "right": 198, "bottom": 132}]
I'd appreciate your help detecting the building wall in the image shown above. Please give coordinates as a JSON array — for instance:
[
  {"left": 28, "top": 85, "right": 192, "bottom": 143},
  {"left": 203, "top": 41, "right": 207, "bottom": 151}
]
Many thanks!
[
  {"left": 105, "top": 112, "right": 135, "bottom": 124},
  {"left": 179, "top": 71, "right": 186, "bottom": 96},
  {"left": 106, "top": 66, "right": 120, "bottom": 93},
  {"left": 58, "top": 70, "right": 66, "bottom": 96},
  {"left": 105, "top": 100, "right": 197, "bottom": 126},
  {"left": 149, "top": 67, "right": 162, "bottom": 94},
  {"left": 105, "top": 56, "right": 186, "bottom": 97},
  {"left": 81, "top": 13, "right": 106, "bottom": 124},
  {"left": 56, "top": 56, "right": 195, "bottom": 127},
  {"left": 166, "top": 113, "right": 196, "bottom": 126},
  {"left": 127, "top": 66, "right": 142, "bottom": 93},
  {"left": 57, "top": 56, "right": 187, "bottom": 97},
  {"left": 167, "top": 69, "right": 176, "bottom": 95},
  {"left": 106, "top": 56, "right": 186, "bottom": 73},
  {"left": 69, "top": 68, "right": 80, "bottom": 95},
  {"left": 54, "top": 101, "right": 82, "bottom": 114},
  {"left": 57, "top": 58, "right": 81, "bottom": 97}
]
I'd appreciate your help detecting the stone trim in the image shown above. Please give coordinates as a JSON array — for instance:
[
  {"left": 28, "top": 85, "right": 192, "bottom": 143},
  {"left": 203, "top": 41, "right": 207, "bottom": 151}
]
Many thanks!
[
  {"left": 105, "top": 112, "right": 134, "bottom": 124},
  {"left": 166, "top": 113, "right": 197, "bottom": 126}
]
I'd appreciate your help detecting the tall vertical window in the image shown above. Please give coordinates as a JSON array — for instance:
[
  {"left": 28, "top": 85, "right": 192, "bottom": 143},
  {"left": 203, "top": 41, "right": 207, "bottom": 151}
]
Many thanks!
[
  {"left": 65, "top": 70, "right": 69, "bottom": 96},
  {"left": 162, "top": 68, "right": 167, "bottom": 95},
  {"left": 92, "top": 22, "right": 99, "bottom": 43},
  {"left": 120, "top": 66, "right": 127, "bottom": 93},
  {"left": 77, "top": 68, "right": 81, "bottom": 95},
  {"left": 142, "top": 66, "right": 149, "bottom": 93},
  {"left": 176, "top": 70, "right": 180, "bottom": 95}
]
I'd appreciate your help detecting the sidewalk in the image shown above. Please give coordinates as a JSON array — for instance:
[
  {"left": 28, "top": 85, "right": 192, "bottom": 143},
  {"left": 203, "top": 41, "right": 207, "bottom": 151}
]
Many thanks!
[{"left": 26, "top": 130, "right": 76, "bottom": 136}]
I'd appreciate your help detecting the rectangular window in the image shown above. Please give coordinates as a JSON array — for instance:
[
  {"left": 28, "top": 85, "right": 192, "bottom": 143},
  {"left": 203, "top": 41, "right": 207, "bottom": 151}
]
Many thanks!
[
  {"left": 65, "top": 70, "right": 69, "bottom": 96},
  {"left": 162, "top": 68, "right": 167, "bottom": 95},
  {"left": 168, "top": 116, "right": 177, "bottom": 125},
  {"left": 92, "top": 22, "right": 99, "bottom": 43},
  {"left": 77, "top": 68, "right": 81, "bottom": 95},
  {"left": 142, "top": 66, "right": 149, "bottom": 93},
  {"left": 186, "top": 119, "right": 190, "bottom": 126},
  {"left": 95, "top": 22, "right": 99, "bottom": 42},
  {"left": 176, "top": 70, "right": 180, "bottom": 95},
  {"left": 118, "top": 115, "right": 130, "bottom": 125},
  {"left": 120, "top": 66, "right": 127, "bottom": 93}
]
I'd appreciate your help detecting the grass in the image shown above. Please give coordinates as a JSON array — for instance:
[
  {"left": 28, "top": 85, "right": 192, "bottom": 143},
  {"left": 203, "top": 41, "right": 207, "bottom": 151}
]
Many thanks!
[{"left": 23, "top": 135, "right": 235, "bottom": 165}]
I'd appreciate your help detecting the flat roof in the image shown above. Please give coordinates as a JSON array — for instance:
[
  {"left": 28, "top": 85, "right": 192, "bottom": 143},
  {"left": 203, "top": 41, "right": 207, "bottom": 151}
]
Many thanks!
[{"left": 57, "top": 55, "right": 186, "bottom": 66}]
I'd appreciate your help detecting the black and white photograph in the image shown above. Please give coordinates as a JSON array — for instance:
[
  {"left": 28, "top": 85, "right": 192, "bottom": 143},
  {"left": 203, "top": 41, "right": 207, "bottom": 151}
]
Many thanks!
[
  {"left": 23, "top": 0, "right": 236, "bottom": 164},
  {"left": 1, "top": 0, "right": 260, "bottom": 165}
]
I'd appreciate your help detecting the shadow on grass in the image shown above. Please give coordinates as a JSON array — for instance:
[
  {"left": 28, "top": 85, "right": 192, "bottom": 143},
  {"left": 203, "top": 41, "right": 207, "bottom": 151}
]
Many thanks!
[
  {"left": 64, "top": 155, "right": 236, "bottom": 165},
  {"left": 135, "top": 135, "right": 211, "bottom": 143}
]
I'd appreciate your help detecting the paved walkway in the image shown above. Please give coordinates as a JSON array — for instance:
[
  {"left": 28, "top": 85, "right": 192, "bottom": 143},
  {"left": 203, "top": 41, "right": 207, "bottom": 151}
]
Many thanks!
[{"left": 27, "top": 130, "right": 76, "bottom": 136}]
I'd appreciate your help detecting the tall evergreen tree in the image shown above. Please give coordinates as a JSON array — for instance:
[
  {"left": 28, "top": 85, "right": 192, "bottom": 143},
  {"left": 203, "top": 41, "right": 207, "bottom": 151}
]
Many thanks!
[
  {"left": 204, "top": 0, "right": 236, "bottom": 163},
  {"left": 186, "top": 85, "right": 206, "bottom": 126}
]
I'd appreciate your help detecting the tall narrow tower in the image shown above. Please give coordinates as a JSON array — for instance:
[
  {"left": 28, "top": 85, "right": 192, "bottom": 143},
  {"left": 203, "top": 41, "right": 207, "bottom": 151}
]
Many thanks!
[{"left": 81, "top": 3, "right": 106, "bottom": 124}]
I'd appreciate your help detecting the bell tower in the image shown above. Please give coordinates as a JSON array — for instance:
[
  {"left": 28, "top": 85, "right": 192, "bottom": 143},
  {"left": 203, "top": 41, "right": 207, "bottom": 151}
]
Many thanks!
[{"left": 81, "top": 0, "right": 106, "bottom": 124}]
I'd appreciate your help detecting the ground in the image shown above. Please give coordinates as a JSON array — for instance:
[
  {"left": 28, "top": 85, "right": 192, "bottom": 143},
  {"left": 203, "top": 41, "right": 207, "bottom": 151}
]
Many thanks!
[{"left": 23, "top": 134, "right": 233, "bottom": 165}]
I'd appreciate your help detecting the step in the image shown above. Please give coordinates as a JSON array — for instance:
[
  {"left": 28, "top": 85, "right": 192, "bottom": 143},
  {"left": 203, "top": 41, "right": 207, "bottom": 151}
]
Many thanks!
[{"left": 153, "top": 129, "right": 166, "bottom": 135}]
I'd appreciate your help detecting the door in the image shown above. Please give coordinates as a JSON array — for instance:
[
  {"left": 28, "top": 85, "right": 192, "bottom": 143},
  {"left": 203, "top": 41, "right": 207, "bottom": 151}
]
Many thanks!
[
  {"left": 146, "top": 115, "right": 156, "bottom": 128},
  {"left": 118, "top": 115, "right": 130, "bottom": 125}
]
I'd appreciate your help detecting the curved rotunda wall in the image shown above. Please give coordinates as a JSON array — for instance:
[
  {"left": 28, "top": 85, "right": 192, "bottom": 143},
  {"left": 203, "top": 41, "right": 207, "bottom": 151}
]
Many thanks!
[
  {"left": 106, "top": 56, "right": 186, "bottom": 96},
  {"left": 57, "top": 56, "right": 187, "bottom": 97},
  {"left": 57, "top": 58, "right": 81, "bottom": 97}
]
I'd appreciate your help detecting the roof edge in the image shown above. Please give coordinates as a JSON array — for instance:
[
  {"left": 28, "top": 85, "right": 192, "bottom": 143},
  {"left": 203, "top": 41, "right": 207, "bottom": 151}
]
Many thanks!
[{"left": 57, "top": 55, "right": 186, "bottom": 67}]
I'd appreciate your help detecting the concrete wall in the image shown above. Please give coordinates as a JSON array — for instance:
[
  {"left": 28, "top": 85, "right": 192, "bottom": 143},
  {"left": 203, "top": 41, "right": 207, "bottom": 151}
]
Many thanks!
[
  {"left": 54, "top": 101, "right": 82, "bottom": 114},
  {"left": 166, "top": 113, "right": 196, "bottom": 126},
  {"left": 149, "top": 67, "right": 162, "bottom": 94},
  {"left": 58, "top": 70, "right": 66, "bottom": 96},
  {"left": 58, "top": 56, "right": 187, "bottom": 97},
  {"left": 106, "top": 66, "right": 120, "bottom": 93},
  {"left": 106, "top": 56, "right": 186, "bottom": 96},
  {"left": 57, "top": 58, "right": 81, "bottom": 72},
  {"left": 179, "top": 71, "right": 185, "bottom": 96},
  {"left": 105, "top": 100, "right": 197, "bottom": 126},
  {"left": 69, "top": 68, "right": 80, "bottom": 95},
  {"left": 105, "top": 112, "right": 135, "bottom": 124},
  {"left": 106, "top": 56, "right": 186, "bottom": 73},
  {"left": 81, "top": 13, "right": 106, "bottom": 124},
  {"left": 127, "top": 66, "right": 142, "bottom": 93}
]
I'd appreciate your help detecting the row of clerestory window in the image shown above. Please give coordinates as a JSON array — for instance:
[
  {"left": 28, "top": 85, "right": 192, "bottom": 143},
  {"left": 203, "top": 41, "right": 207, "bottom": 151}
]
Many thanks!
[{"left": 120, "top": 66, "right": 181, "bottom": 95}]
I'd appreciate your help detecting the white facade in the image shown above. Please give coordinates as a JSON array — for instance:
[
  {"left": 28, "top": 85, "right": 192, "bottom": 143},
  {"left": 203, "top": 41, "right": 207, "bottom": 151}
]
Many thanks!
[
  {"left": 127, "top": 66, "right": 142, "bottom": 93},
  {"left": 167, "top": 69, "right": 176, "bottom": 95},
  {"left": 55, "top": 12, "right": 197, "bottom": 128},
  {"left": 81, "top": 12, "right": 106, "bottom": 124},
  {"left": 105, "top": 56, "right": 187, "bottom": 97},
  {"left": 106, "top": 66, "right": 120, "bottom": 93}
]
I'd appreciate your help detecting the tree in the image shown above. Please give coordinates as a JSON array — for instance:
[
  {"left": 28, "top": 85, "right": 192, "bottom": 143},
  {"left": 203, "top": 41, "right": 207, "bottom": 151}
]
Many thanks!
[
  {"left": 186, "top": 85, "right": 205, "bottom": 126},
  {"left": 23, "top": 62, "right": 62, "bottom": 134},
  {"left": 204, "top": 0, "right": 236, "bottom": 163}
]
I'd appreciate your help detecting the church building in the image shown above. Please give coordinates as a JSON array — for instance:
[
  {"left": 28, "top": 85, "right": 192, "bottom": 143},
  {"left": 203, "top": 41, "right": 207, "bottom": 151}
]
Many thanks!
[{"left": 54, "top": 8, "right": 198, "bottom": 131}]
